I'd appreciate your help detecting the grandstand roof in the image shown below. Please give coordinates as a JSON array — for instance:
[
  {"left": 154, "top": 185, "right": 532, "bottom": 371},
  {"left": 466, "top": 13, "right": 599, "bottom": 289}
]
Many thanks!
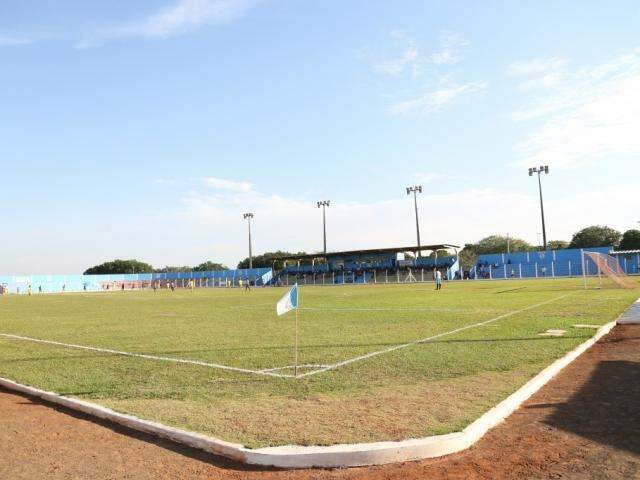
[{"left": 282, "top": 244, "right": 459, "bottom": 261}]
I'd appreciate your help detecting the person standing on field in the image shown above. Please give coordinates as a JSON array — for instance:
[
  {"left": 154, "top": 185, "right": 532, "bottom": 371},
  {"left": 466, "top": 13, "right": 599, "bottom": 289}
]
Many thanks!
[{"left": 435, "top": 270, "right": 443, "bottom": 290}]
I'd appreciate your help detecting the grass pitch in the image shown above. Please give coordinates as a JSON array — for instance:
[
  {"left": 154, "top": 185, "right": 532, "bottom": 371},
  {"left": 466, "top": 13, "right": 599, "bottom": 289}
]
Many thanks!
[{"left": 0, "top": 278, "right": 637, "bottom": 447}]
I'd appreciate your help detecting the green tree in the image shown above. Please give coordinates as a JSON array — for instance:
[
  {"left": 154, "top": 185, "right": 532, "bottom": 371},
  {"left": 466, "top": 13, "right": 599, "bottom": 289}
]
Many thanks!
[
  {"left": 546, "top": 240, "right": 569, "bottom": 250},
  {"left": 193, "top": 261, "right": 228, "bottom": 271},
  {"left": 568, "top": 226, "right": 621, "bottom": 249},
  {"left": 237, "top": 251, "right": 310, "bottom": 269},
  {"left": 619, "top": 229, "right": 640, "bottom": 250},
  {"left": 428, "top": 249, "right": 451, "bottom": 259},
  {"left": 84, "top": 259, "right": 154, "bottom": 275},
  {"left": 456, "top": 236, "right": 531, "bottom": 271},
  {"left": 457, "top": 244, "right": 479, "bottom": 271},
  {"left": 154, "top": 266, "right": 192, "bottom": 273},
  {"left": 473, "top": 235, "right": 532, "bottom": 255}
]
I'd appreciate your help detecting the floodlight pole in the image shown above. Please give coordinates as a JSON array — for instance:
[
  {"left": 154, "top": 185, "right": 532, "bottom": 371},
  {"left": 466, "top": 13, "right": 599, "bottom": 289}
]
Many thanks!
[
  {"left": 528, "top": 166, "right": 549, "bottom": 251},
  {"left": 317, "top": 200, "right": 331, "bottom": 254},
  {"left": 406, "top": 186, "right": 423, "bottom": 257},
  {"left": 243, "top": 213, "right": 254, "bottom": 269}
]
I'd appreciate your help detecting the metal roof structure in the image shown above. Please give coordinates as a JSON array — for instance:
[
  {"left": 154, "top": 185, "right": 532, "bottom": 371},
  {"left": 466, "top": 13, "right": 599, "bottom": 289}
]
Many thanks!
[{"left": 281, "top": 244, "right": 459, "bottom": 261}]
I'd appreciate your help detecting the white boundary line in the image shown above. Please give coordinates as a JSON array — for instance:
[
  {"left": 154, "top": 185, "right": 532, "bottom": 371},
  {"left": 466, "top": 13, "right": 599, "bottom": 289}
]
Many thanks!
[
  {"left": 0, "top": 294, "right": 571, "bottom": 381},
  {"left": 297, "top": 294, "right": 572, "bottom": 378},
  {"left": 260, "top": 364, "right": 331, "bottom": 373},
  {"left": 0, "top": 334, "right": 294, "bottom": 379},
  {"left": 0, "top": 301, "right": 634, "bottom": 468}
]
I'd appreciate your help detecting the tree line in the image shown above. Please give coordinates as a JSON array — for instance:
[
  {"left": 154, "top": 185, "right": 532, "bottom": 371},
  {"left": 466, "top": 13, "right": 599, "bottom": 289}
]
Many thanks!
[
  {"left": 459, "top": 225, "right": 640, "bottom": 270},
  {"left": 84, "top": 260, "right": 228, "bottom": 275},
  {"left": 84, "top": 225, "right": 640, "bottom": 275}
]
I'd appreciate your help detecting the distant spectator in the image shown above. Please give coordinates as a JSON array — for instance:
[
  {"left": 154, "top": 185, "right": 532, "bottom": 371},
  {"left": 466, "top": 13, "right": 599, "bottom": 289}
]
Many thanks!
[{"left": 435, "top": 270, "right": 443, "bottom": 291}]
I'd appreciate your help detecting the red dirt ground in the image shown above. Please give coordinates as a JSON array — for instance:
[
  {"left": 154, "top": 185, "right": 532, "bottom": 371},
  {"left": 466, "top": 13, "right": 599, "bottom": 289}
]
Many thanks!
[{"left": 1, "top": 325, "right": 638, "bottom": 480}]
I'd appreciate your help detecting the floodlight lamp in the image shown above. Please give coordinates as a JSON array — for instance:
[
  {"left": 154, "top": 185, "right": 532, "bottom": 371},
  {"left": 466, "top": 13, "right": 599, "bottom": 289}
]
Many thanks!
[
  {"left": 417, "top": 185, "right": 423, "bottom": 193},
  {"left": 544, "top": 165, "right": 549, "bottom": 174}
]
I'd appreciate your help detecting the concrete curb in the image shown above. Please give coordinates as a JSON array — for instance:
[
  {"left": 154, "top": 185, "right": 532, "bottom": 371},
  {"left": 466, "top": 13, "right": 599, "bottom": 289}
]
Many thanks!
[
  {"left": 0, "top": 301, "right": 635, "bottom": 469},
  {"left": 617, "top": 298, "right": 640, "bottom": 324}
]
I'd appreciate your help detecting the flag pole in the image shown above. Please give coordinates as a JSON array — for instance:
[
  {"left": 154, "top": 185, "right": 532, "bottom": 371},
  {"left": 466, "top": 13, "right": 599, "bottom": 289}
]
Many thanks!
[{"left": 294, "top": 306, "right": 299, "bottom": 377}]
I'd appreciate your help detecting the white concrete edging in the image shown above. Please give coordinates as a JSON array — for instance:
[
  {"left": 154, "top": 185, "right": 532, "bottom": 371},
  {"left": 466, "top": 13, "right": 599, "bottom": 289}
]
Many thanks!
[
  {"left": 0, "top": 304, "right": 634, "bottom": 469},
  {"left": 616, "top": 298, "right": 640, "bottom": 324}
]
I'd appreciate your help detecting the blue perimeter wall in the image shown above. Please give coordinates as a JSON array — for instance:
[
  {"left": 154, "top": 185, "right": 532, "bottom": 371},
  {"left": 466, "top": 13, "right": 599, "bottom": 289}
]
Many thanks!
[
  {"left": 472, "top": 246, "right": 626, "bottom": 279},
  {"left": 0, "top": 268, "right": 272, "bottom": 295}
]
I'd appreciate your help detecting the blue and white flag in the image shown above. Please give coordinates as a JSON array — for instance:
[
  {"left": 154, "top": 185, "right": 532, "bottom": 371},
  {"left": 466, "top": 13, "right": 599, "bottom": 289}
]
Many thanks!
[{"left": 276, "top": 284, "right": 298, "bottom": 316}]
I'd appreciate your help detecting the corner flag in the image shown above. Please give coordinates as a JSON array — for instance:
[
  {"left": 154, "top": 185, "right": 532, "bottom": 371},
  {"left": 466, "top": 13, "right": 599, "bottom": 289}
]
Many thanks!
[{"left": 276, "top": 284, "right": 298, "bottom": 316}]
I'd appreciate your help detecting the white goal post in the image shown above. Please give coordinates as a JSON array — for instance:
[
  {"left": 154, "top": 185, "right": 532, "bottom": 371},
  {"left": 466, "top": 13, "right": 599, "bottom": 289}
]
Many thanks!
[{"left": 581, "top": 250, "right": 636, "bottom": 290}]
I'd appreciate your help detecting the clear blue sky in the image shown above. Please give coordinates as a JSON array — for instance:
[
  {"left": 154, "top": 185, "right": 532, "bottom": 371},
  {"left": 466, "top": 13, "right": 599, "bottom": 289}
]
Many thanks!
[{"left": 1, "top": 1, "right": 639, "bottom": 273}]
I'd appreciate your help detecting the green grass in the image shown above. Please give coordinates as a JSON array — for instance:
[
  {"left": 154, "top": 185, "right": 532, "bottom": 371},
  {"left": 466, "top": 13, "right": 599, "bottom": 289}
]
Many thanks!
[{"left": 0, "top": 277, "right": 637, "bottom": 447}]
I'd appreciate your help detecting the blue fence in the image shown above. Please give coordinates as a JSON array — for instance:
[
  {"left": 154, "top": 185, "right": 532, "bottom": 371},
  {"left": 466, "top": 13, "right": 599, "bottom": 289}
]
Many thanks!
[
  {"left": 0, "top": 268, "right": 272, "bottom": 295},
  {"left": 470, "top": 247, "right": 633, "bottom": 279}
]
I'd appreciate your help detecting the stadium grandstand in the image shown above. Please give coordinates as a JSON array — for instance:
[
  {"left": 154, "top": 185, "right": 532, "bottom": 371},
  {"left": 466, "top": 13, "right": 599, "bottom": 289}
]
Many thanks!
[{"left": 274, "top": 244, "right": 460, "bottom": 285}]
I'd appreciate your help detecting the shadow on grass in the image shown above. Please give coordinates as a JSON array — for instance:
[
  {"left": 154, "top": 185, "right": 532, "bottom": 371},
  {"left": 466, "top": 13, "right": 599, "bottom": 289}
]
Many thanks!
[
  {"left": 0, "top": 386, "right": 281, "bottom": 472},
  {"left": 541, "top": 360, "right": 640, "bottom": 455}
]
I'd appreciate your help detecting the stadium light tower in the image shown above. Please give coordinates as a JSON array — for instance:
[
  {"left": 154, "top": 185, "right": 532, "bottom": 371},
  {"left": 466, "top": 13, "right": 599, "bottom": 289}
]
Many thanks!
[
  {"left": 406, "top": 185, "right": 423, "bottom": 257},
  {"left": 528, "top": 165, "right": 549, "bottom": 251},
  {"left": 317, "top": 200, "right": 330, "bottom": 254},
  {"left": 243, "top": 213, "right": 254, "bottom": 269}
]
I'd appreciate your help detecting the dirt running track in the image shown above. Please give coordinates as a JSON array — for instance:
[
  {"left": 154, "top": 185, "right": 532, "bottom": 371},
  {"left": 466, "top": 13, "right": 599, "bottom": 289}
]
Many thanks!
[{"left": 1, "top": 325, "right": 638, "bottom": 480}]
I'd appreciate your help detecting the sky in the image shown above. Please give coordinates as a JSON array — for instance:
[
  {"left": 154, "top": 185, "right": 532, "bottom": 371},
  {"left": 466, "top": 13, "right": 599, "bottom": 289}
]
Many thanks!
[{"left": 1, "top": 0, "right": 640, "bottom": 274}]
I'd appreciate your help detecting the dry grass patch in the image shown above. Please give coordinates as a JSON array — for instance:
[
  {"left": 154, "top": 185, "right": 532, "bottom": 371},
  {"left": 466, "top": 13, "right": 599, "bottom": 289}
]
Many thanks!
[{"left": 101, "top": 363, "right": 544, "bottom": 448}]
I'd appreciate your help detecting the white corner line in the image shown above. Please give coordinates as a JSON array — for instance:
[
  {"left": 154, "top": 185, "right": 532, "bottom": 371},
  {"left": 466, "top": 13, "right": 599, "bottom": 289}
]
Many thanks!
[
  {"left": 0, "top": 334, "right": 294, "bottom": 379},
  {"left": 298, "top": 293, "right": 572, "bottom": 378},
  {"left": 0, "top": 303, "right": 630, "bottom": 469},
  {"left": 0, "top": 319, "right": 617, "bottom": 468},
  {"left": 0, "top": 295, "right": 569, "bottom": 381}
]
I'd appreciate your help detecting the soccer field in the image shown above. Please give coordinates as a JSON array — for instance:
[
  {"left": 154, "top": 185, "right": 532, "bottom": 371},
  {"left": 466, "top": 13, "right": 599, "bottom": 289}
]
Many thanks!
[{"left": 0, "top": 278, "right": 637, "bottom": 447}]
